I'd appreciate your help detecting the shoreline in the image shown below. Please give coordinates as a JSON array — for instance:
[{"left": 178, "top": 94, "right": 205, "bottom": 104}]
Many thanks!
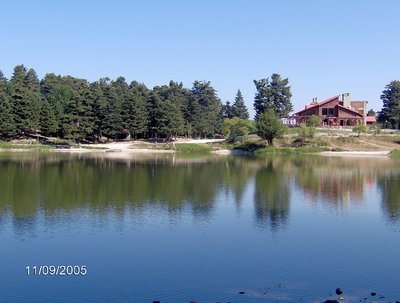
[
  {"left": 1, "top": 138, "right": 398, "bottom": 157},
  {"left": 0, "top": 146, "right": 393, "bottom": 157},
  {"left": 319, "top": 150, "right": 391, "bottom": 156}
]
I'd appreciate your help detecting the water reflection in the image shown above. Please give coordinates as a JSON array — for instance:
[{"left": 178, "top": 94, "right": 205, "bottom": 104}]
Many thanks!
[
  {"left": 254, "top": 159, "right": 290, "bottom": 231},
  {"left": 1, "top": 153, "right": 400, "bottom": 233},
  {"left": 293, "top": 157, "right": 365, "bottom": 207},
  {"left": 378, "top": 173, "right": 400, "bottom": 223}
]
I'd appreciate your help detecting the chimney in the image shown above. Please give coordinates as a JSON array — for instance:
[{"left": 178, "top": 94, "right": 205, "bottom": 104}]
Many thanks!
[{"left": 342, "top": 93, "right": 351, "bottom": 108}]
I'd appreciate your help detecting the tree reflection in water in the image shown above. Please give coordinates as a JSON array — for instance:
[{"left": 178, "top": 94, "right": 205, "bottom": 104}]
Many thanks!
[
  {"left": 254, "top": 159, "right": 290, "bottom": 232},
  {"left": 378, "top": 173, "right": 400, "bottom": 223},
  {"left": 1, "top": 153, "right": 400, "bottom": 234}
]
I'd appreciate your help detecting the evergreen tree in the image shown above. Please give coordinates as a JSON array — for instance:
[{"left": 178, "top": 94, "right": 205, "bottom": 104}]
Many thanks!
[
  {"left": 41, "top": 73, "right": 67, "bottom": 135},
  {"left": 0, "top": 70, "right": 8, "bottom": 94},
  {"left": 56, "top": 76, "right": 95, "bottom": 141},
  {"left": 367, "top": 109, "right": 376, "bottom": 116},
  {"left": 90, "top": 79, "right": 108, "bottom": 141},
  {"left": 222, "top": 101, "right": 235, "bottom": 118},
  {"left": 164, "top": 81, "right": 187, "bottom": 137},
  {"left": 39, "top": 99, "right": 58, "bottom": 136},
  {"left": 232, "top": 89, "right": 249, "bottom": 119},
  {"left": 10, "top": 65, "right": 32, "bottom": 135},
  {"left": 0, "top": 92, "right": 16, "bottom": 140},
  {"left": 148, "top": 89, "right": 169, "bottom": 138},
  {"left": 102, "top": 80, "right": 124, "bottom": 139},
  {"left": 378, "top": 80, "right": 400, "bottom": 129},
  {"left": 165, "top": 95, "right": 185, "bottom": 138},
  {"left": 129, "top": 81, "right": 149, "bottom": 138},
  {"left": 25, "top": 68, "right": 42, "bottom": 131},
  {"left": 189, "top": 81, "right": 222, "bottom": 137},
  {"left": 254, "top": 73, "right": 292, "bottom": 119}
]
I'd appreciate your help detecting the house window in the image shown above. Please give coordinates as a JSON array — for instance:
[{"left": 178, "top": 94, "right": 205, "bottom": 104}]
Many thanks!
[{"left": 322, "top": 108, "right": 334, "bottom": 116}]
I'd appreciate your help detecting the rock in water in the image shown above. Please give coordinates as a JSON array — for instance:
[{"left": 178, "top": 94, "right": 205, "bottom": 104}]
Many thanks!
[
  {"left": 336, "top": 288, "right": 343, "bottom": 296},
  {"left": 323, "top": 300, "right": 339, "bottom": 303},
  {"left": 238, "top": 291, "right": 245, "bottom": 294},
  {"left": 370, "top": 292, "right": 376, "bottom": 296}
]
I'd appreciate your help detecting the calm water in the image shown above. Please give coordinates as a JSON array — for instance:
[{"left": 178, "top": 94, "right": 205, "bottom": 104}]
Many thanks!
[{"left": 0, "top": 152, "right": 399, "bottom": 303}]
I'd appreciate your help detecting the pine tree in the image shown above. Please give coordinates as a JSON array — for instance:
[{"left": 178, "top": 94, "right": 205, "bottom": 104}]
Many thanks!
[
  {"left": 10, "top": 65, "right": 32, "bottom": 135},
  {"left": 129, "top": 81, "right": 149, "bottom": 138},
  {"left": 148, "top": 89, "right": 169, "bottom": 138},
  {"left": 232, "top": 89, "right": 249, "bottom": 119},
  {"left": 254, "top": 74, "right": 292, "bottom": 119},
  {"left": 165, "top": 95, "right": 185, "bottom": 139},
  {"left": 25, "top": 68, "right": 42, "bottom": 131},
  {"left": 41, "top": 73, "right": 66, "bottom": 135},
  {"left": 190, "top": 81, "right": 222, "bottom": 137},
  {"left": 0, "top": 70, "right": 8, "bottom": 94},
  {"left": 0, "top": 92, "right": 16, "bottom": 140},
  {"left": 102, "top": 82, "right": 124, "bottom": 139},
  {"left": 39, "top": 99, "right": 58, "bottom": 136},
  {"left": 222, "top": 101, "right": 235, "bottom": 118},
  {"left": 91, "top": 80, "right": 108, "bottom": 141}
]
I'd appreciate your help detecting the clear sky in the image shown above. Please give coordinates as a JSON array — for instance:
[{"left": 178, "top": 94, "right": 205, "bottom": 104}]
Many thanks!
[{"left": 1, "top": 0, "right": 399, "bottom": 117}]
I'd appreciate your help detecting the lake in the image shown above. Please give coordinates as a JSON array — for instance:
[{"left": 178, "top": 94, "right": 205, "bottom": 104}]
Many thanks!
[{"left": 0, "top": 152, "right": 399, "bottom": 303}]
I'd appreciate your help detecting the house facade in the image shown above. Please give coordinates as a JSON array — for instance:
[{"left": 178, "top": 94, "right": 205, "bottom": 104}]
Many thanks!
[{"left": 294, "top": 93, "right": 367, "bottom": 127}]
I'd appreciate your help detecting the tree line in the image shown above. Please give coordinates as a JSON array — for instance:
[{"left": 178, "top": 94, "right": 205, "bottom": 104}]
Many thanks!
[
  {"left": 1, "top": 63, "right": 397, "bottom": 145},
  {"left": 0, "top": 65, "right": 249, "bottom": 142}
]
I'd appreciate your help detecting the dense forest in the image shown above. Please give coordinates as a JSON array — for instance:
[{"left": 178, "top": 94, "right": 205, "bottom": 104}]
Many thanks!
[{"left": 0, "top": 65, "right": 250, "bottom": 142}]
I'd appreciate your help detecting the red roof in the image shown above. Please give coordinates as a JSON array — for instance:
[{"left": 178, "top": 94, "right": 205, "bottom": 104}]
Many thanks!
[
  {"left": 366, "top": 116, "right": 376, "bottom": 123},
  {"left": 294, "top": 95, "right": 340, "bottom": 115},
  {"left": 337, "top": 105, "right": 364, "bottom": 117}
]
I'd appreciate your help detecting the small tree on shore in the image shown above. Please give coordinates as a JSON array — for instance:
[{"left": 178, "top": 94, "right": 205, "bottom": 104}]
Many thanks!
[
  {"left": 306, "top": 115, "right": 321, "bottom": 127},
  {"left": 352, "top": 124, "right": 367, "bottom": 137},
  {"left": 256, "top": 109, "right": 286, "bottom": 145},
  {"left": 223, "top": 117, "right": 255, "bottom": 141},
  {"left": 297, "top": 123, "right": 316, "bottom": 145}
]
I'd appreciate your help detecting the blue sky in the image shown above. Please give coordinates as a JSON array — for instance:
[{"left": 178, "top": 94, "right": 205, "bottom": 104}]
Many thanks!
[{"left": 1, "top": 0, "right": 399, "bottom": 117}]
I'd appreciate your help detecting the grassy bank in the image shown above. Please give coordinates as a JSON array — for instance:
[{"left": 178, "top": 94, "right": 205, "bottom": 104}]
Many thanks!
[
  {"left": 390, "top": 149, "right": 400, "bottom": 156},
  {"left": 174, "top": 143, "right": 211, "bottom": 154},
  {"left": 0, "top": 141, "right": 54, "bottom": 150}
]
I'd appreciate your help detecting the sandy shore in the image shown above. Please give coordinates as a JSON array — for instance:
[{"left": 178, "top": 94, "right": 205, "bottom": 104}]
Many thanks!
[
  {"left": 320, "top": 150, "right": 391, "bottom": 156},
  {"left": 0, "top": 139, "right": 394, "bottom": 157},
  {"left": 55, "top": 140, "right": 227, "bottom": 154}
]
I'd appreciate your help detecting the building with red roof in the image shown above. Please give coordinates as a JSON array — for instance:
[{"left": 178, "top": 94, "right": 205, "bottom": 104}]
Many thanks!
[
  {"left": 365, "top": 116, "right": 377, "bottom": 126},
  {"left": 293, "top": 93, "right": 368, "bottom": 127}
]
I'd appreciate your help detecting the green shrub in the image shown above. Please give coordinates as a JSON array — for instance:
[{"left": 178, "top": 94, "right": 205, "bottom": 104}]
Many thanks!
[
  {"left": 223, "top": 118, "right": 255, "bottom": 140},
  {"left": 297, "top": 123, "right": 316, "bottom": 144},
  {"left": 352, "top": 124, "right": 367, "bottom": 136},
  {"left": 370, "top": 123, "right": 382, "bottom": 135},
  {"left": 51, "top": 139, "right": 72, "bottom": 146},
  {"left": 306, "top": 115, "right": 321, "bottom": 127}
]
